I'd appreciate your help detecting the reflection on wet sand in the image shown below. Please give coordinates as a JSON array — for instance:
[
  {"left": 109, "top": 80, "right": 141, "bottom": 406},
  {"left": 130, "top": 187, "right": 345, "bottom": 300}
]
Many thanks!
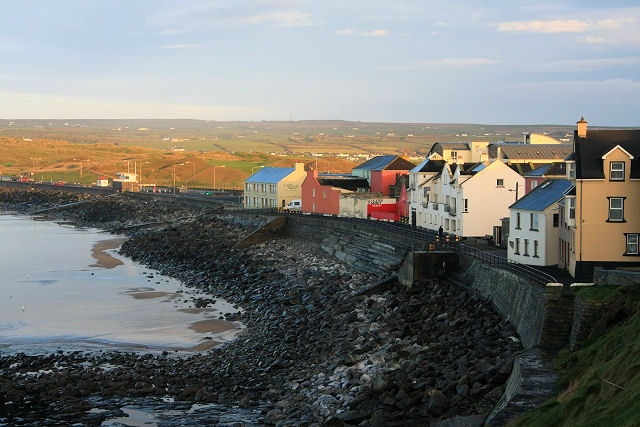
[
  {"left": 90, "top": 238, "right": 127, "bottom": 269},
  {"left": 120, "top": 287, "right": 182, "bottom": 300},
  {"left": 189, "top": 319, "right": 237, "bottom": 334}
]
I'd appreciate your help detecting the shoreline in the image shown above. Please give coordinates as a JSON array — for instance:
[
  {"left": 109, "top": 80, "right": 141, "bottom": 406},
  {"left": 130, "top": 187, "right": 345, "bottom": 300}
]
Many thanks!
[{"left": 0, "top": 187, "right": 522, "bottom": 426}]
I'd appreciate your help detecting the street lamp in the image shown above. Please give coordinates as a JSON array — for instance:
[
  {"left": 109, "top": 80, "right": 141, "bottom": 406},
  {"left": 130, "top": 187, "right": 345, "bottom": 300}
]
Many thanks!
[
  {"left": 73, "top": 159, "right": 90, "bottom": 185},
  {"left": 173, "top": 163, "right": 185, "bottom": 195},
  {"left": 139, "top": 161, "right": 150, "bottom": 187},
  {"left": 213, "top": 165, "right": 226, "bottom": 193}
]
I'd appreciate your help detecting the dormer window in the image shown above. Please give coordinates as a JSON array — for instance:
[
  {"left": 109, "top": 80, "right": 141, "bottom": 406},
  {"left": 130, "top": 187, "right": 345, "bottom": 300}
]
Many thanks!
[
  {"left": 567, "top": 161, "right": 576, "bottom": 179},
  {"left": 610, "top": 162, "right": 625, "bottom": 181}
]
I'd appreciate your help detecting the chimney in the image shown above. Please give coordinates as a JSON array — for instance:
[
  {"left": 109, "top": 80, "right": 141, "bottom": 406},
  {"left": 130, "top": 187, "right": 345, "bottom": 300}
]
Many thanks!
[
  {"left": 577, "top": 117, "right": 587, "bottom": 138},
  {"left": 294, "top": 162, "right": 304, "bottom": 171}
]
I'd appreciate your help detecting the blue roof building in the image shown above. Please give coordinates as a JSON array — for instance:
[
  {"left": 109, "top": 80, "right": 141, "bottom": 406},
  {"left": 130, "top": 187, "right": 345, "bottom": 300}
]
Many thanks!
[
  {"left": 243, "top": 163, "right": 306, "bottom": 209},
  {"left": 508, "top": 179, "right": 574, "bottom": 267}
]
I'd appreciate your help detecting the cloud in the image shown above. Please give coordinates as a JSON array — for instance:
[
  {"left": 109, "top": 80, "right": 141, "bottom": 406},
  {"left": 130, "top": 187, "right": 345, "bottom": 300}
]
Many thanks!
[
  {"left": 147, "top": 1, "right": 313, "bottom": 32},
  {"left": 525, "top": 56, "right": 640, "bottom": 72},
  {"left": 335, "top": 28, "right": 356, "bottom": 35},
  {"left": 497, "top": 19, "right": 589, "bottom": 33},
  {"left": 363, "top": 29, "right": 388, "bottom": 37},
  {"left": 382, "top": 57, "right": 501, "bottom": 71},
  {"left": 577, "top": 36, "right": 606, "bottom": 44},
  {"left": 161, "top": 43, "right": 201, "bottom": 49}
]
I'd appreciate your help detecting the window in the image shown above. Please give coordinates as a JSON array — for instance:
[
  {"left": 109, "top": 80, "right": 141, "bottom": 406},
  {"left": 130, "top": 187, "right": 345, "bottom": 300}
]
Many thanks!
[
  {"left": 531, "top": 180, "right": 538, "bottom": 190},
  {"left": 323, "top": 190, "right": 327, "bottom": 199},
  {"left": 524, "top": 239, "right": 529, "bottom": 256},
  {"left": 450, "top": 151, "right": 458, "bottom": 161},
  {"left": 553, "top": 213, "right": 559, "bottom": 227},
  {"left": 514, "top": 238, "right": 520, "bottom": 254},
  {"left": 312, "top": 202, "right": 316, "bottom": 212},
  {"left": 534, "top": 240, "right": 539, "bottom": 257},
  {"left": 608, "top": 197, "right": 624, "bottom": 222},
  {"left": 568, "top": 197, "right": 575, "bottom": 220},
  {"left": 445, "top": 218, "right": 450, "bottom": 230},
  {"left": 530, "top": 213, "right": 539, "bottom": 231},
  {"left": 496, "top": 178, "right": 504, "bottom": 187},
  {"left": 245, "top": 196, "right": 250, "bottom": 206},
  {"left": 423, "top": 188, "right": 428, "bottom": 198},
  {"left": 452, "top": 219, "right": 456, "bottom": 231},
  {"left": 463, "top": 198, "right": 468, "bottom": 212},
  {"left": 245, "top": 183, "right": 250, "bottom": 191},
  {"left": 312, "top": 188, "right": 316, "bottom": 197},
  {"left": 610, "top": 162, "right": 625, "bottom": 181},
  {"left": 567, "top": 161, "right": 576, "bottom": 179},
  {"left": 626, "top": 234, "right": 639, "bottom": 255},
  {"left": 516, "top": 212, "right": 521, "bottom": 229}
]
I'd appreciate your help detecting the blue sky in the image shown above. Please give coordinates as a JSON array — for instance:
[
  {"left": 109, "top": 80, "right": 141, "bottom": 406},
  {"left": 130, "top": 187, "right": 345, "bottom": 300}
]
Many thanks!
[{"left": 1, "top": 0, "right": 639, "bottom": 125}]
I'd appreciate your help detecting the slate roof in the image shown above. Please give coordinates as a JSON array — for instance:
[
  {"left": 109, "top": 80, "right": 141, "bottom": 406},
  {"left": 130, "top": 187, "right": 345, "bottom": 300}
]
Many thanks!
[
  {"left": 352, "top": 155, "right": 397, "bottom": 171},
  {"left": 317, "top": 175, "right": 370, "bottom": 191},
  {"left": 431, "top": 142, "right": 471, "bottom": 150},
  {"left": 574, "top": 129, "right": 640, "bottom": 179},
  {"left": 510, "top": 179, "right": 574, "bottom": 211},
  {"left": 497, "top": 143, "right": 573, "bottom": 160},
  {"left": 245, "top": 167, "right": 295, "bottom": 183},
  {"left": 410, "top": 159, "right": 445, "bottom": 173},
  {"left": 525, "top": 162, "right": 566, "bottom": 177}
]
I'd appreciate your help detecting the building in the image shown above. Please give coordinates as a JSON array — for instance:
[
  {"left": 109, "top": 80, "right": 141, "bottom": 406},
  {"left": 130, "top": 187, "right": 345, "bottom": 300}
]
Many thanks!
[
  {"left": 112, "top": 172, "right": 139, "bottom": 192},
  {"left": 339, "top": 193, "right": 394, "bottom": 219},
  {"left": 524, "top": 162, "right": 566, "bottom": 194},
  {"left": 351, "top": 155, "right": 415, "bottom": 196},
  {"left": 244, "top": 163, "right": 306, "bottom": 208},
  {"left": 563, "top": 118, "right": 640, "bottom": 280},
  {"left": 416, "top": 160, "right": 525, "bottom": 237},
  {"left": 408, "top": 158, "right": 446, "bottom": 227},
  {"left": 508, "top": 179, "right": 574, "bottom": 266},
  {"left": 428, "top": 142, "right": 489, "bottom": 164},
  {"left": 488, "top": 143, "right": 573, "bottom": 164},
  {"left": 523, "top": 133, "right": 563, "bottom": 144},
  {"left": 301, "top": 171, "right": 369, "bottom": 215}
]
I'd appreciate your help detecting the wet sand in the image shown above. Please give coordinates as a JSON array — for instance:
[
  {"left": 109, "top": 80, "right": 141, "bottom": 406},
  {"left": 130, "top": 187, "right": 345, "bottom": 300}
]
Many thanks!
[
  {"left": 90, "top": 238, "right": 127, "bottom": 268},
  {"left": 120, "top": 287, "right": 182, "bottom": 300},
  {"left": 189, "top": 319, "right": 237, "bottom": 334}
]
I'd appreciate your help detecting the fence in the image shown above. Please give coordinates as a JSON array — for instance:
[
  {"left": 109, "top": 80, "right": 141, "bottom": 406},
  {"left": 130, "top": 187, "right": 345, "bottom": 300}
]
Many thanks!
[{"left": 231, "top": 207, "right": 558, "bottom": 285}]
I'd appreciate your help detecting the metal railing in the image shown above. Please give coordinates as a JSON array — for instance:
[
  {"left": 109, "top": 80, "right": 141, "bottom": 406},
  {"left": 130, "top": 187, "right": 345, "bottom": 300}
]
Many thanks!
[{"left": 225, "top": 206, "right": 557, "bottom": 285}]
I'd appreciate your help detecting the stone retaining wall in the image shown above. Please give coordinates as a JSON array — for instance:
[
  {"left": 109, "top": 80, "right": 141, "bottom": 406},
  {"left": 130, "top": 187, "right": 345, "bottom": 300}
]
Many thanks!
[
  {"left": 569, "top": 296, "right": 611, "bottom": 351},
  {"left": 594, "top": 267, "right": 640, "bottom": 286},
  {"left": 455, "top": 256, "right": 547, "bottom": 350}
]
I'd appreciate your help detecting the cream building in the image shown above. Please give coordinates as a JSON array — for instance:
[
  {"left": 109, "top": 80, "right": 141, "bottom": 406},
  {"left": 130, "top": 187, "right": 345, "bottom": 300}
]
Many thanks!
[
  {"left": 339, "top": 193, "right": 394, "bottom": 219},
  {"left": 244, "top": 163, "right": 306, "bottom": 208},
  {"left": 416, "top": 160, "right": 525, "bottom": 237}
]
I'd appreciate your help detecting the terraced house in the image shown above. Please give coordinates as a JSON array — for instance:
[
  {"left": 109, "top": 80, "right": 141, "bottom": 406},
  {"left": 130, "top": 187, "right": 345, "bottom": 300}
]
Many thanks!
[
  {"left": 563, "top": 119, "right": 640, "bottom": 280},
  {"left": 243, "top": 163, "right": 306, "bottom": 209}
]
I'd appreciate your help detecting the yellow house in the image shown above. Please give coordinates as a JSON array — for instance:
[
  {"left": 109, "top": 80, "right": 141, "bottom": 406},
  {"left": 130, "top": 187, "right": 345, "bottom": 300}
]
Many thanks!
[
  {"left": 564, "top": 118, "right": 640, "bottom": 280},
  {"left": 243, "top": 163, "right": 306, "bottom": 208}
]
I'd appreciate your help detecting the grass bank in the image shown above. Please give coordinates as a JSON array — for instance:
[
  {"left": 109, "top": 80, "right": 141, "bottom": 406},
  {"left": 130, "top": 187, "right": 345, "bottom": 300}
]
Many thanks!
[{"left": 511, "top": 285, "right": 640, "bottom": 426}]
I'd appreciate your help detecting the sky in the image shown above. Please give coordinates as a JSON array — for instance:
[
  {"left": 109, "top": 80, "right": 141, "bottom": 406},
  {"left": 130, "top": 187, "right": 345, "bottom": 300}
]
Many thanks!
[{"left": 1, "top": 0, "right": 639, "bottom": 125}]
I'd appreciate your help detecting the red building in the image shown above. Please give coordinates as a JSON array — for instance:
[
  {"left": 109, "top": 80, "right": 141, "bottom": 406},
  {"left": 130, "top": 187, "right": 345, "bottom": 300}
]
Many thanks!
[
  {"left": 302, "top": 171, "right": 370, "bottom": 215},
  {"left": 368, "top": 186, "right": 409, "bottom": 221},
  {"left": 523, "top": 162, "right": 566, "bottom": 194},
  {"left": 352, "top": 156, "right": 415, "bottom": 196}
]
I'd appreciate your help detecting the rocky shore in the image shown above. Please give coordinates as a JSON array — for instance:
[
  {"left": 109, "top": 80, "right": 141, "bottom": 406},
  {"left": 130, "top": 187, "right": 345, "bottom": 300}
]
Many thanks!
[{"left": 0, "top": 188, "right": 522, "bottom": 426}]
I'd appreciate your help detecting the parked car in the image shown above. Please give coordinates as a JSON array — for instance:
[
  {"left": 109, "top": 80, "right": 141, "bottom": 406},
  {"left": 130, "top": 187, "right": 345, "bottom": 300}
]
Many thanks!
[{"left": 54, "top": 181, "right": 65, "bottom": 186}]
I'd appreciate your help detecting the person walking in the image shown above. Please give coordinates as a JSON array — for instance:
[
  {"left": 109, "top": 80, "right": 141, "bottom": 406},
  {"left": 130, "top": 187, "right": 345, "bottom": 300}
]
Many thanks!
[{"left": 438, "top": 225, "right": 443, "bottom": 238}]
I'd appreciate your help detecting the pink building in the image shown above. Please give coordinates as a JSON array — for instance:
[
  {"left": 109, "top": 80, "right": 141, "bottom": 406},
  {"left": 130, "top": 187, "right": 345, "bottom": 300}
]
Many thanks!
[
  {"left": 352, "top": 156, "right": 415, "bottom": 196},
  {"left": 523, "top": 162, "right": 566, "bottom": 194},
  {"left": 302, "top": 171, "right": 369, "bottom": 215}
]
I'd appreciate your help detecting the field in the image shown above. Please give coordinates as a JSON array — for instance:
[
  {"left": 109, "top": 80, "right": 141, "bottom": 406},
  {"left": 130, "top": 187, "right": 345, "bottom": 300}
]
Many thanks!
[{"left": 1, "top": 118, "right": 621, "bottom": 189}]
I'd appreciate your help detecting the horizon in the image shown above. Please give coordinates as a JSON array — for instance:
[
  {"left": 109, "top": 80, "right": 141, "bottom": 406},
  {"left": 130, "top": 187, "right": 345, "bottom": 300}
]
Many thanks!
[{"left": 1, "top": 1, "right": 639, "bottom": 126}]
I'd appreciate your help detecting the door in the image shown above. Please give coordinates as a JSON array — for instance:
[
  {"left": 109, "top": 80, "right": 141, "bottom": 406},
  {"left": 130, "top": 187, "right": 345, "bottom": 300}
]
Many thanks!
[{"left": 411, "top": 210, "right": 416, "bottom": 227}]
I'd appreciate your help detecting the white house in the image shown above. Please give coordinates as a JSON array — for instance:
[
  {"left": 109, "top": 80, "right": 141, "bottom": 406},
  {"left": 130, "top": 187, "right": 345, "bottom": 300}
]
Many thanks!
[
  {"left": 408, "top": 158, "right": 446, "bottom": 227},
  {"left": 416, "top": 160, "right": 525, "bottom": 237},
  {"left": 508, "top": 179, "right": 574, "bottom": 266}
]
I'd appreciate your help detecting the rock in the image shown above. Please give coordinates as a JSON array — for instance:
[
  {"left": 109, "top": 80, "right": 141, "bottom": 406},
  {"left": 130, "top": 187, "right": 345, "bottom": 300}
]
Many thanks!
[
  {"left": 264, "top": 409, "right": 284, "bottom": 425},
  {"left": 428, "top": 389, "right": 449, "bottom": 416}
]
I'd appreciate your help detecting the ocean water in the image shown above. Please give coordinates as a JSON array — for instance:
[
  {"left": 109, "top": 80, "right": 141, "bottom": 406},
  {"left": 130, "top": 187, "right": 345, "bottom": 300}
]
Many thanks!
[{"left": 0, "top": 214, "right": 241, "bottom": 353}]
